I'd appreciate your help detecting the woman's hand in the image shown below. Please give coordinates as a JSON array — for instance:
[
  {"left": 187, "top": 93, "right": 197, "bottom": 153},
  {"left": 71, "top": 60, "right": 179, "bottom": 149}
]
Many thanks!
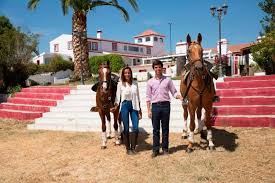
[{"left": 138, "top": 110, "right": 142, "bottom": 120}]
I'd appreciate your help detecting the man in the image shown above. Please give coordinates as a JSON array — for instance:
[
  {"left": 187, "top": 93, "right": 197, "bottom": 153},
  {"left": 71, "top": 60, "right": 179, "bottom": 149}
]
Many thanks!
[{"left": 146, "top": 60, "right": 183, "bottom": 158}]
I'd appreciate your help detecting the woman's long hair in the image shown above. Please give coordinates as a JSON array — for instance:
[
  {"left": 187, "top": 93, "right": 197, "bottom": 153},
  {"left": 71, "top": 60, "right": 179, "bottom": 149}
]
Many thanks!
[{"left": 120, "top": 66, "right": 133, "bottom": 86}]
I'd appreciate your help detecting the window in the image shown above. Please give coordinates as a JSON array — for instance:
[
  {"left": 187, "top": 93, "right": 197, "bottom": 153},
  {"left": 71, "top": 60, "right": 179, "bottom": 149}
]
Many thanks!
[
  {"left": 140, "top": 48, "right": 143, "bottom": 53},
  {"left": 112, "top": 42, "right": 117, "bottom": 51},
  {"left": 128, "top": 46, "right": 139, "bottom": 52},
  {"left": 54, "top": 44, "right": 59, "bottom": 52},
  {"left": 146, "top": 37, "right": 150, "bottom": 42},
  {"left": 87, "top": 42, "right": 92, "bottom": 51},
  {"left": 92, "top": 42, "right": 98, "bottom": 51},
  {"left": 146, "top": 47, "right": 151, "bottom": 54},
  {"left": 138, "top": 38, "right": 142, "bottom": 43},
  {"left": 67, "top": 41, "right": 72, "bottom": 50},
  {"left": 124, "top": 45, "right": 127, "bottom": 51},
  {"left": 154, "top": 37, "right": 158, "bottom": 42},
  {"left": 160, "top": 38, "right": 163, "bottom": 43}
]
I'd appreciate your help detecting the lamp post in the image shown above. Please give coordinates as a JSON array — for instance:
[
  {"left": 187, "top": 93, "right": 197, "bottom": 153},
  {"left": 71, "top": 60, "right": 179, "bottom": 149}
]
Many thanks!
[
  {"left": 168, "top": 22, "right": 172, "bottom": 55},
  {"left": 73, "top": 30, "right": 87, "bottom": 85},
  {"left": 210, "top": 3, "right": 228, "bottom": 78}
]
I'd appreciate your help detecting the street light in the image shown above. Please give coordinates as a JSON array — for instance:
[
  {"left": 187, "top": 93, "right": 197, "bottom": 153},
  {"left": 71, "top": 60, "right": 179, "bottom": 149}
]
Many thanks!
[
  {"left": 210, "top": 3, "right": 228, "bottom": 78},
  {"left": 73, "top": 30, "right": 87, "bottom": 85},
  {"left": 168, "top": 22, "right": 172, "bottom": 55}
]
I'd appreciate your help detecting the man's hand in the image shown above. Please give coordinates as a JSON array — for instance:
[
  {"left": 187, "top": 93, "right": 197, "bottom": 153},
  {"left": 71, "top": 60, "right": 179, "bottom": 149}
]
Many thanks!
[
  {"left": 148, "top": 110, "right": 152, "bottom": 119},
  {"left": 110, "top": 104, "right": 118, "bottom": 112},
  {"left": 176, "top": 94, "right": 183, "bottom": 100}
]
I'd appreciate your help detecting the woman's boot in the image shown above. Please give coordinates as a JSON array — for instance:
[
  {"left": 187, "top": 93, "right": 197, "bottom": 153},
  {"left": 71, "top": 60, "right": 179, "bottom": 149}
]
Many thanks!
[
  {"left": 123, "top": 132, "right": 133, "bottom": 155},
  {"left": 130, "top": 132, "right": 138, "bottom": 154}
]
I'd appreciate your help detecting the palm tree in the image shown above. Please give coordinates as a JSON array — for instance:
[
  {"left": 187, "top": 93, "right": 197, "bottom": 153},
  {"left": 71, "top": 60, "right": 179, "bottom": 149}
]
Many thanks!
[{"left": 27, "top": 0, "right": 138, "bottom": 80}]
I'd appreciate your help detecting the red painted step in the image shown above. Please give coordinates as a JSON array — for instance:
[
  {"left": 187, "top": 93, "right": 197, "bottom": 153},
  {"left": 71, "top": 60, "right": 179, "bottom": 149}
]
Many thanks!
[
  {"left": 0, "top": 109, "right": 43, "bottom": 120},
  {"left": 8, "top": 97, "right": 57, "bottom": 106},
  {"left": 213, "top": 115, "right": 275, "bottom": 127},
  {"left": 216, "top": 80, "right": 275, "bottom": 89},
  {"left": 213, "top": 105, "right": 275, "bottom": 115},
  {"left": 216, "top": 87, "right": 275, "bottom": 97},
  {"left": 214, "top": 97, "right": 275, "bottom": 106},
  {"left": 224, "top": 75, "right": 275, "bottom": 82},
  {"left": 0, "top": 103, "right": 50, "bottom": 112},
  {"left": 14, "top": 92, "right": 64, "bottom": 100},
  {"left": 21, "top": 87, "right": 71, "bottom": 94}
]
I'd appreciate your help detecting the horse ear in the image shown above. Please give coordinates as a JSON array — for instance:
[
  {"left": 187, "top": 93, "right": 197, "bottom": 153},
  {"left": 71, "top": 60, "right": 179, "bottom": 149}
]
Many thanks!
[
  {"left": 107, "top": 60, "right": 110, "bottom": 66},
  {"left": 187, "top": 34, "right": 191, "bottom": 46},
  {"left": 197, "top": 33, "right": 202, "bottom": 44}
]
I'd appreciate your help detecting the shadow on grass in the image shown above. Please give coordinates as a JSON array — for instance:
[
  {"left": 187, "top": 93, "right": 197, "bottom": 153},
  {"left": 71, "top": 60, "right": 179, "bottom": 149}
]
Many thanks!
[
  {"left": 169, "top": 127, "right": 238, "bottom": 154},
  {"left": 136, "top": 131, "right": 152, "bottom": 152}
]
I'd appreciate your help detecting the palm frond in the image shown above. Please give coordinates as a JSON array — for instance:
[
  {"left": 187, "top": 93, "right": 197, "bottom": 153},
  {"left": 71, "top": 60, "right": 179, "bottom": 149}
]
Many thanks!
[
  {"left": 126, "top": 0, "right": 139, "bottom": 12},
  {"left": 61, "top": 0, "right": 72, "bottom": 15},
  {"left": 27, "top": 0, "right": 41, "bottom": 10},
  {"left": 89, "top": 1, "right": 130, "bottom": 21}
]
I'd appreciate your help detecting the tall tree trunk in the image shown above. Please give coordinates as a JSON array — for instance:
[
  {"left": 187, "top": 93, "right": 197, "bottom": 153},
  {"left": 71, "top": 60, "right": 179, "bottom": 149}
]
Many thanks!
[{"left": 72, "top": 11, "right": 90, "bottom": 79}]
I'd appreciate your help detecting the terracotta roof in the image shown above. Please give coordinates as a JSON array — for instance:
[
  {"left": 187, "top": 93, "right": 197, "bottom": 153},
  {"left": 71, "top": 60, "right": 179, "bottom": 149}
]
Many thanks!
[
  {"left": 204, "top": 43, "right": 254, "bottom": 53},
  {"left": 134, "top": 29, "right": 165, "bottom": 38},
  {"left": 228, "top": 43, "right": 254, "bottom": 53}
]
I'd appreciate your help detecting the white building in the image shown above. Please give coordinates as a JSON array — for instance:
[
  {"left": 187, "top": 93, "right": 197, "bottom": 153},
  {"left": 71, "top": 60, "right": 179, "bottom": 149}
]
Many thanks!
[{"left": 33, "top": 29, "right": 167, "bottom": 67}]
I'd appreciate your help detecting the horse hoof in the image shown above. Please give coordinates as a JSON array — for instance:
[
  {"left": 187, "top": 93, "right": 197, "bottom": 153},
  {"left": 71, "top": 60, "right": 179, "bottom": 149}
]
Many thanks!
[
  {"left": 181, "top": 135, "right": 187, "bottom": 139},
  {"left": 115, "top": 141, "right": 121, "bottom": 145},
  {"left": 194, "top": 129, "right": 199, "bottom": 134},
  {"left": 107, "top": 136, "right": 112, "bottom": 139},
  {"left": 186, "top": 148, "right": 193, "bottom": 153},
  {"left": 208, "top": 146, "right": 215, "bottom": 151},
  {"left": 101, "top": 146, "right": 107, "bottom": 149}
]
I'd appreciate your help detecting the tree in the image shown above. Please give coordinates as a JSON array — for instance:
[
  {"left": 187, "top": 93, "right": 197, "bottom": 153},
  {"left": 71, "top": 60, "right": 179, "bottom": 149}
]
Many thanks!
[
  {"left": 251, "top": 31, "right": 275, "bottom": 74},
  {"left": 258, "top": 0, "right": 275, "bottom": 34},
  {"left": 0, "top": 16, "right": 39, "bottom": 92},
  {"left": 250, "top": 0, "right": 275, "bottom": 75},
  {"left": 27, "top": 0, "right": 139, "bottom": 80}
]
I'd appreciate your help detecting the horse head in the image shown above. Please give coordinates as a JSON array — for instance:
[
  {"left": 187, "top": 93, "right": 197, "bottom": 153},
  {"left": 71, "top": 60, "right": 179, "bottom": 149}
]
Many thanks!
[
  {"left": 98, "top": 61, "right": 111, "bottom": 93},
  {"left": 187, "top": 33, "right": 204, "bottom": 75}
]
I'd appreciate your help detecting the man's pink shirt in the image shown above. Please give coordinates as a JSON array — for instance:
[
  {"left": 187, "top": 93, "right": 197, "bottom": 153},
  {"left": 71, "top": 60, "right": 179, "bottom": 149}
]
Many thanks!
[{"left": 146, "top": 76, "right": 178, "bottom": 103}]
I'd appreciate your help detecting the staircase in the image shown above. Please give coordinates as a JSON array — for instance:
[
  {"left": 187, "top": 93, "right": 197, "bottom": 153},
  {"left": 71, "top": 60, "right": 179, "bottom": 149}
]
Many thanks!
[
  {"left": 27, "top": 82, "right": 184, "bottom": 133},
  {"left": 0, "top": 86, "right": 71, "bottom": 120},
  {"left": 213, "top": 75, "right": 275, "bottom": 127}
]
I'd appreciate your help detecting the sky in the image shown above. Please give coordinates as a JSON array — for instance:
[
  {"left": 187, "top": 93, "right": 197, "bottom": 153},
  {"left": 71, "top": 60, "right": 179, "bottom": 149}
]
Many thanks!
[{"left": 0, "top": 0, "right": 266, "bottom": 54}]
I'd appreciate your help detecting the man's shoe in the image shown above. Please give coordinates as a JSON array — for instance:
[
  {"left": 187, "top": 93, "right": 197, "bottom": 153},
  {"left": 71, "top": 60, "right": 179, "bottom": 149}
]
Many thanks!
[
  {"left": 151, "top": 151, "right": 159, "bottom": 158},
  {"left": 163, "top": 150, "right": 169, "bottom": 155}
]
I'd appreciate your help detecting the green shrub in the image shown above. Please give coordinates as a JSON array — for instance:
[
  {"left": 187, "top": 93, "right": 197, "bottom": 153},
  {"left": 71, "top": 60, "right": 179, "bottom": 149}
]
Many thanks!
[
  {"left": 7, "top": 85, "right": 21, "bottom": 96},
  {"left": 24, "top": 62, "right": 39, "bottom": 76},
  {"left": 48, "top": 55, "right": 74, "bottom": 72},
  {"left": 89, "top": 54, "right": 125, "bottom": 74}
]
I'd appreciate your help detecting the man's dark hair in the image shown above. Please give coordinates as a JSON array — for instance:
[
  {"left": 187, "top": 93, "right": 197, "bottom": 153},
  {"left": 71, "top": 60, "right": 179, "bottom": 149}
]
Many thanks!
[{"left": 152, "top": 59, "right": 163, "bottom": 69}]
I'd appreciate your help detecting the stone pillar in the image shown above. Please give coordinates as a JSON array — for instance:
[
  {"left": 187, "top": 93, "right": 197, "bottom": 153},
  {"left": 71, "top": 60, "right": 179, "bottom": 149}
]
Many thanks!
[{"left": 176, "top": 56, "right": 186, "bottom": 76}]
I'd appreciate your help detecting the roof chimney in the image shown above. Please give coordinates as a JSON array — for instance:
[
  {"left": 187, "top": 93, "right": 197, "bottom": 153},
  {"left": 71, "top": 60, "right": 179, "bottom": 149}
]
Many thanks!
[{"left": 97, "top": 30, "right": 102, "bottom": 39}]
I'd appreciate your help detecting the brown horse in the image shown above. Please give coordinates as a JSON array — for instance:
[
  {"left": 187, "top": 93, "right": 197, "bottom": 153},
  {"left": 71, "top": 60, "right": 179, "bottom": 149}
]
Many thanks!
[
  {"left": 180, "top": 33, "right": 215, "bottom": 153},
  {"left": 93, "top": 61, "right": 121, "bottom": 149}
]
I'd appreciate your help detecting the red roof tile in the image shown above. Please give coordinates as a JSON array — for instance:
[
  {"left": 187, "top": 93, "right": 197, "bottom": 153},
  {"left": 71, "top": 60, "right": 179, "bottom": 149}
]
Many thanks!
[{"left": 134, "top": 29, "right": 165, "bottom": 38}]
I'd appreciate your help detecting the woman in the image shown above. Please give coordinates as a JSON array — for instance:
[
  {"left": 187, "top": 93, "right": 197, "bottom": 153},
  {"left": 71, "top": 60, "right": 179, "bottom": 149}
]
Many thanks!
[{"left": 112, "top": 66, "right": 142, "bottom": 155}]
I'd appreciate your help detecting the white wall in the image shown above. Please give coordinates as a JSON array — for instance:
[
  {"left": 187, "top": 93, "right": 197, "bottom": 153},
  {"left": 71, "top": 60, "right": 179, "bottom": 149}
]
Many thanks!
[{"left": 50, "top": 34, "right": 74, "bottom": 59}]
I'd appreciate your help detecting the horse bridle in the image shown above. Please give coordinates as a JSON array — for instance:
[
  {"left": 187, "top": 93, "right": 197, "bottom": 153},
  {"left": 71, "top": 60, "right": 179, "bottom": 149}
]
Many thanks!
[{"left": 98, "top": 66, "right": 113, "bottom": 109}]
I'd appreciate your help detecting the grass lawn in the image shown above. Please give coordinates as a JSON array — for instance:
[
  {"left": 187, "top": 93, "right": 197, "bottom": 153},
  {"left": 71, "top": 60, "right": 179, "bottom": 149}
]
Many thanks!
[{"left": 0, "top": 119, "right": 274, "bottom": 183}]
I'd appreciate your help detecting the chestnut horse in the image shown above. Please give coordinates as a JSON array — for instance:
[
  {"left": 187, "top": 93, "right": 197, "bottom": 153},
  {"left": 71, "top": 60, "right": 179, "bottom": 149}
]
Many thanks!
[
  {"left": 94, "top": 61, "right": 121, "bottom": 149},
  {"left": 180, "top": 33, "right": 215, "bottom": 153}
]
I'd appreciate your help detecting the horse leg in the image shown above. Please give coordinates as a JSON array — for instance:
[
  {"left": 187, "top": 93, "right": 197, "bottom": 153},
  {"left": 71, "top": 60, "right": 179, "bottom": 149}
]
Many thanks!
[
  {"left": 182, "top": 104, "right": 188, "bottom": 139},
  {"left": 113, "top": 109, "right": 121, "bottom": 145},
  {"left": 204, "top": 105, "right": 215, "bottom": 151},
  {"left": 99, "top": 110, "right": 107, "bottom": 149},
  {"left": 106, "top": 112, "right": 112, "bottom": 139},
  {"left": 187, "top": 105, "right": 196, "bottom": 153},
  {"left": 195, "top": 106, "right": 204, "bottom": 134}
]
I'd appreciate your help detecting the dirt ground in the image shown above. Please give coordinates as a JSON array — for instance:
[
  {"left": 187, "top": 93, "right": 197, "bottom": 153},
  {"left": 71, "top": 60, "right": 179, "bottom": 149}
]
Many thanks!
[{"left": 0, "top": 119, "right": 274, "bottom": 183}]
